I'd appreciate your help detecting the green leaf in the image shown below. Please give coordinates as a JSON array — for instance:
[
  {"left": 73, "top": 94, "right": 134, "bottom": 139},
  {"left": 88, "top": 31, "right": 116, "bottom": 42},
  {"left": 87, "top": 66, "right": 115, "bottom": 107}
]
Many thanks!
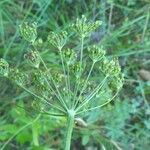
[{"left": 82, "top": 134, "right": 90, "bottom": 146}]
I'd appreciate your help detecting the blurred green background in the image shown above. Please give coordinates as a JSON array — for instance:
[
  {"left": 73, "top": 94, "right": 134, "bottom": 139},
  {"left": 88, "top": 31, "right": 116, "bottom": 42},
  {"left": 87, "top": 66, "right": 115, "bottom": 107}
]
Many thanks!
[{"left": 0, "top": 0, "right": 150, "bottom": 150}]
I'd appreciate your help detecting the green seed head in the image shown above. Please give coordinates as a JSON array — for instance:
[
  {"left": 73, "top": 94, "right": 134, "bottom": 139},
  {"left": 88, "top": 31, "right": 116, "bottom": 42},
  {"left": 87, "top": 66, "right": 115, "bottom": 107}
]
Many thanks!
[
  {"left": 51, "top": 71, "right": 64, "bottom": 85},
  {"left": 32, "top": 70, "right": 50, "bottom": 95},
  {"left": 109, "top": 74, "right": 124, "bottom": 91},
  {"left": 99, "top": 56, "right": 124, "bottom": 91},
  {"left": 33, "top": 70, "right": 46, "bottom": 86},
  {"left": 100, "top": 57, "right": 121, "bottom": 76},
  {"left": 109, "top": 58, "right": 121, "bottom": 75},
  {"left": 0, "top": 58, "right": 9, "bottom": 77},
  {"left": 19, "top": 22, "right": 37, "bottom": 43},
  {"left": 10, "top": 69, "right": 28, "bottom": 86},
  {"left": 48, "top": 31, "right": 68, "bottom": 49},
  {"left": 71, "top": 15, "right": 102, "bottom": 37},
  {"left": 24, "top": 50, "right": 40, "bottom": 68},
  {"left": 62, "top": 48, "right": 77, "bottom": 66},
  {"left": 88, "top": 45, "right": 106, "bottom": 62}
]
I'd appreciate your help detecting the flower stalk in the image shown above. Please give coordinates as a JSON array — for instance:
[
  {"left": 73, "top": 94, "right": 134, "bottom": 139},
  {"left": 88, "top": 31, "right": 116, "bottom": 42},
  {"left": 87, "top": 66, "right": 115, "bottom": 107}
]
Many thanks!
[{"left": 64, "top": 109, "right": 75, "bottom": 150}]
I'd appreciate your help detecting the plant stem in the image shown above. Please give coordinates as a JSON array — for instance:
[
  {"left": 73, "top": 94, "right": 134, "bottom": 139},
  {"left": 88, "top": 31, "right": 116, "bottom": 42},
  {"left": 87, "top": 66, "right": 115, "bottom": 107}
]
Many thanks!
[
  {"left": 108, "top": 2, "right": 113, "bottom": 33},
  {"left": 80, "top": 36, "right": 84, "bottom": 64},
  {"left": 64, "top": 109, "right": 75, "bottom": 150},
  {"left": 74, "top": 61, "right": 95, "bottom": 109},
  {"left": 33, "top": 46, "right": 68, "bottom": 111},
  {"left": 75, "top": 75, "right": 109, "bottom": 112},
  {"left": 32, "top": 121, "right": 39, "bottom": 146},
  {"left": 20, "top": 85, "right": 65, "bottom": 113},
  {"left": 76, "top": 90, "right": 119, "bottom": 115},
  {"left": 72, "top": 36, "right": 84, "bottom": 107},
  {"left": 141, "top": 6, "right": 150, "bottom": 42}
]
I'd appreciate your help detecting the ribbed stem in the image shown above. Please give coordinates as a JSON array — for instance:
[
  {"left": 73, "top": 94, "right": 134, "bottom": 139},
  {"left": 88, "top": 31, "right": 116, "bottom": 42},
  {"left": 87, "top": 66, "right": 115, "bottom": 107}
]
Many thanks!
[{"left": 64, "top": 109, "right": 75, "bottom": 150}]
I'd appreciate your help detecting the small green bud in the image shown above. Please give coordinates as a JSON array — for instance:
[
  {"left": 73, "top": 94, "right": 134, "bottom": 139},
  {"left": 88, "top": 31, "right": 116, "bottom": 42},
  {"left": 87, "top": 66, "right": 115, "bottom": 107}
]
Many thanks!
[
  {"left": 19, "top": 22, "right": 37, "bottom": 43},
  {"left": 24, "top": 50, "right": 40, "bottom": 68},
  {"left": 88, "top": 45, "right": 105, "bottom": 62},
  {"left": 0, "top": 58, "right": 9, "bottom": 77},
  {"left": 71, "top": 15, "right": 102, "bottom": 37},
  {"left": 47, "top": 31, "right": 67, "bottom": 49},
  {"left": 62, "top": 48, "right": 77, "bottom": 66}
]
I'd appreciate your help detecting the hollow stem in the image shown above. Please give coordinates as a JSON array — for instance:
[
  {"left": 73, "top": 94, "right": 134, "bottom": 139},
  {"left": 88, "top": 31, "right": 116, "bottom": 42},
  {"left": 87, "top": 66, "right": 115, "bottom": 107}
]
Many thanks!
[{"left": 64, "top": 109, "right": 75, "bottom": 150}]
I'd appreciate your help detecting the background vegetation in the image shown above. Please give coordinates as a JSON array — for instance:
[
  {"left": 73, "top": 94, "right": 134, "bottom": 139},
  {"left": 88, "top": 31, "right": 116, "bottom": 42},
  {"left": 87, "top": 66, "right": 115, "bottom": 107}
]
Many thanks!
[{"left": 0, "top": 0, "right": 150, "bottom": 149}]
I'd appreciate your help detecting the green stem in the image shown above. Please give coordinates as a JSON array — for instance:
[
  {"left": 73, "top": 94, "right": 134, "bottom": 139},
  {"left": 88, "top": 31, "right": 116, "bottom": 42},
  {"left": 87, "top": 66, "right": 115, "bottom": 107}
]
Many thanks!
[
  {"left": 74, "top": 61, "right": 95, "bottom": 109},
  {"left": 32, "top": 121, "right": 39, "bottom": 146},
  {"left": 33, "top": 45, "right": 68, "bottom": 111},
  {"left": 80, "top": 36, "right": 84, "bottom": 64},
  {"left": 76, "top": 90, "right": 119, "bottom": 115},
  {"left": 20, "top": 85, "right": 65, "bottom": 113},
  {"left": 59, "top": 47, "right": 70, "bottom": 109},
  {"left": 64, "top": 109, "right": 75, "bottom": 150},
  {"left": 72, "top": 36, "right": 84, "bottom": 107},
  {"left": 141, "top": 6, "right": 150, "bottom": 42},
  {"left": 75, "top": 75, "right": 109, "bottom": 112}
]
